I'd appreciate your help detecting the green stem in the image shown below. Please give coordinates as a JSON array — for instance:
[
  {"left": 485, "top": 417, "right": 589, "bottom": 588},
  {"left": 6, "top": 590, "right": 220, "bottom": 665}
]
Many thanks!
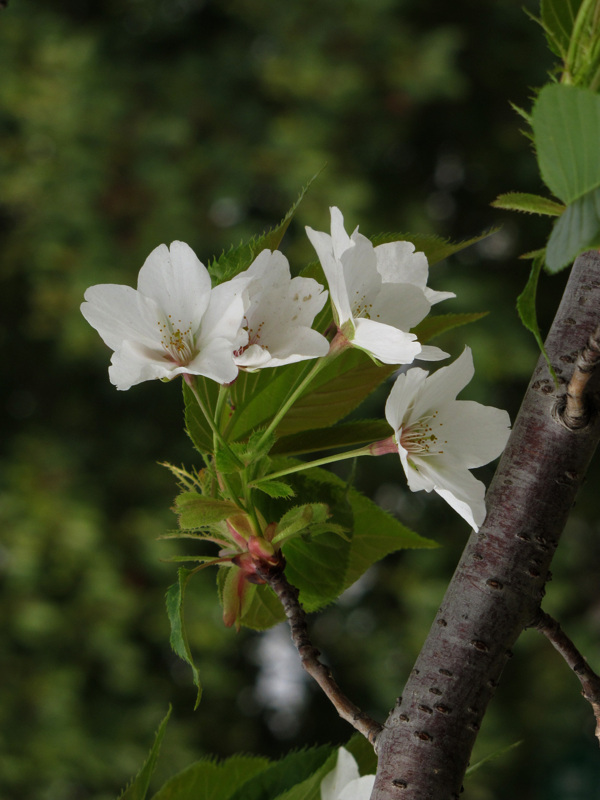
[
  {"left": 565, "top": 0, "right": 596, "bottom": 80},
  {"left": 252, "top": 444, "right": 373, "bottom": 485}
]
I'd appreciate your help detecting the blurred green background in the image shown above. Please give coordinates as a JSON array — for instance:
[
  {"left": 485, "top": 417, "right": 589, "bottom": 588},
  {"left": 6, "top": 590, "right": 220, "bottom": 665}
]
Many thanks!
[{"left": 2, "top": 0, "right": 600, "bottom": 798}]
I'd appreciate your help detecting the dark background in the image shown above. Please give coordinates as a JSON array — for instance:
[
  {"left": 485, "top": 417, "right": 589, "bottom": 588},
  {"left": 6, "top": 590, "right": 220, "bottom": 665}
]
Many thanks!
[{"left": 1, "top": 1, "right": 599, "bottom": 798}]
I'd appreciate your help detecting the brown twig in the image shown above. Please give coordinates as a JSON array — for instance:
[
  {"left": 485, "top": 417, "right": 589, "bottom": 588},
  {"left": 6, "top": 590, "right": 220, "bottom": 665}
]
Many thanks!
[
  {"left": 531, "top": 609, "right": 600, "bottom": 745},
  {"left": 257, "top": 557, "right": 383, "bottom": 746},
  {"left": 559, "top": 323, "right": 600, "bottom": 429}
]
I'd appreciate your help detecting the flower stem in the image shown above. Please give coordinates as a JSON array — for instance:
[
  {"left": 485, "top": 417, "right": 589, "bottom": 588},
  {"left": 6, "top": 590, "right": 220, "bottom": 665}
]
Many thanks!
[{"left": 252, "top": 444, "right": 373, "bottom": 485}]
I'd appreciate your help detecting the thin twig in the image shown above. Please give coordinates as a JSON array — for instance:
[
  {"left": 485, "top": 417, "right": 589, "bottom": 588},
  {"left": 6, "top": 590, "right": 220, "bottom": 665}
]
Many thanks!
[
  {"left": 257, "top": 557, "right": 383, "bottom": 746},
  {"left": 531, "top": 609, "right": 600, "bottom": 746},
  {"left": 560, "top": 323, "right": 600, "bottom": 429}
]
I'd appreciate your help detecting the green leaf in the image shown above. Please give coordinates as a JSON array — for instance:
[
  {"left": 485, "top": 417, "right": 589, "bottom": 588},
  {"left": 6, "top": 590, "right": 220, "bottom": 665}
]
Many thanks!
[
  {"left": 465, "top": 740, "right": 522, "bottom": 777},
  {"left": 253, "top": 479, "right": 296, "bottom": 499},
  {"left": 540, "top": 0, "right": 581, "bottom": 57},
  {"left": 272, "top": 420, "right": 390, "bottom": 457},
  {"left": 228, "top": 746, "right": 333, "bottom": 800},
  {"left": 412, "top": 312, "right": 488, "bottom": 345},
  {"left": 239, "top": 582, "right": 286, "bottom": 630},
  {"left": 532, "top": 84, "right": 600, "bottom": 204},
  {"left": 174, "top": 492, "right": 241, "bottom": 529},
  {"left": 150, "top": 755, "right": 271, "bottom": 800},
  {"left": 491, "top": 191, "right": 565, "bottom": 216},
  {"left": 165, "top": 569, "right": 202, "bottom": 707},
  {"left": 517, "top": 254, "right": 558, "bottom": 384},
  {"left": 545, "top": 186, "right": 600, "bottom": 272},
  {"left": 214, "top": 443, "right": 245, "bottom": 474},
  {"left": 371, "top": 228, "right": 499, "bottom": 266},
  {"left": 208, "top": 175, "right": 319, "bottom": 286},
  {"left": 271, "top": 503, "right": 331, "bottom": 544},
  {"left": 119, "top": 707, "right": 172, "bottom": 800},
  {"left": 271, "top": 751, "right": 339, "bottom": 800}
]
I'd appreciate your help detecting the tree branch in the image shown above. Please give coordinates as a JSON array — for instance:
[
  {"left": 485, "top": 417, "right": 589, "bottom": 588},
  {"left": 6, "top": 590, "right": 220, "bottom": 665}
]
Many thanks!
[
  {"left": 558, "top": 322, "right": 600, "bottom": 429},
  {"left": 257, "top": 558, "right": 384, "bottom": 746},
  {"left": 372, "top": 250, "right": 600, "bottom": 800},
  {"left": 531, "top": 609, "right": 600, "bottom": 745}
]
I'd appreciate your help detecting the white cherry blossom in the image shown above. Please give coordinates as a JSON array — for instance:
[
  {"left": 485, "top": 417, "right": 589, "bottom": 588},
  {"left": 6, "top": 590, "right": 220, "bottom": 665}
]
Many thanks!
[
  {"left": 232, "top": 249, "right": 329, "bottom": 370},
  {"left": 306, "top": 206, "right": 451, "bottom": 365},
  {"left": 320, "top": 747, "right": 375, "bottom": 800},
  {"left": 383, "top": 347, "right": 511, "bottom": 530},
  {"left": 81, "top": 241, "right": 248, "bottom": 390}
]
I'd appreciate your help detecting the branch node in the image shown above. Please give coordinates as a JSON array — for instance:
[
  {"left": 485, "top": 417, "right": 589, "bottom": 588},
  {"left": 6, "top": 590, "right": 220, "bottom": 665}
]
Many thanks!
[{"left": 556, "top": 323, "right": 600, "bottom": 430}]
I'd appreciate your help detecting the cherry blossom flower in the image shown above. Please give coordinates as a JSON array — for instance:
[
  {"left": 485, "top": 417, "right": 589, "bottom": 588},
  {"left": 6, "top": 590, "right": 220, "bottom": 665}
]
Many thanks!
[
  {"left": 305, "top": 206, "right": 451, "bottom": 364},
  {"left": 232, "top": 249, "right": 329, "bottom": 370},
  {"left": 380, "top": 347, "right": 511, "bottom": 530},
  {"left": 81, "top": 241, "right": 248, "bottom": 390},
  {"left": 320, "top": 747, "right": 375, "bottom": 800}
]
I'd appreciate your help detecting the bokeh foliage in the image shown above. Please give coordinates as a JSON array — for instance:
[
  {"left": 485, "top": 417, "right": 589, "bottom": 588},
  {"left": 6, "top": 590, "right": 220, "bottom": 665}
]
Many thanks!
[{"left": 2, "top": 1, "right": 600, "bottom": 799}]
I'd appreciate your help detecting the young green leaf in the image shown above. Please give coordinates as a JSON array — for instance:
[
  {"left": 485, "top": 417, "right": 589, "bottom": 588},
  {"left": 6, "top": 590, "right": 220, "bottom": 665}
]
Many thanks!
[
  {"left": 516, "top": 254, "right": 558, "bottom": 383},
  {"left": 532, "top": 84, "right": 600, "bottom": 205},
  {"left": 491, "top": 192, "right": 565, "bottom": 216},
  {"left": 272, "top": 420, "right": 391, "bottom": 457},
  {"left": 411, "top": 312, "right": 488, "bottom": 345},
  {"left": 253, "top": 479, "right": 296, "bottom": 499},
  {"left": 540, "top": 0, "right": 581, "bottom": 58},
  {"left": 165, "top": 568, "right": 202, "bottom": 707},
  {"left": 174, "top": 492, "right": 241, "bottom": 529},
  {"left": 208, "top": 175, "right": 319, "bottom": 286},
  {"left": 371, "top": 228, "right": 499, "bottom": 266},
  {"left": 545, "top": 187, "right": 600, "bottom": 272},
  {"left": 183, "top": 378, "right": 219, "bottom": 455},
  {"left": 228, "top": 746, "right": 333, "bottom": 800},
  {"left": 269, "top": 750, "right": 339, "bottom": 800},
  {"left": 150, "top": 755, "right": 271, "bottom": 800},
  {"left": 118, "top": 707, "right": 172, "bottom": 800},
  {"left": 271, "top": 503, "right": 332, "bottom": 544}
]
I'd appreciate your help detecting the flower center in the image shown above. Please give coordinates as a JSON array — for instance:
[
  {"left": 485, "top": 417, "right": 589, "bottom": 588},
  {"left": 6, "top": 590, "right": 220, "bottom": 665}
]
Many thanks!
[
  {"left": 352, "top": 290, "right": 373, "bottom": 319},
  {"left": 157, "top": 317, "right": 196, "bottom": 365},
  {"left": 234, "top": 317, "right": 267, "bottom": 357},
  {"left": 399, "top": 412, "right": 447, "bottom": 456}
]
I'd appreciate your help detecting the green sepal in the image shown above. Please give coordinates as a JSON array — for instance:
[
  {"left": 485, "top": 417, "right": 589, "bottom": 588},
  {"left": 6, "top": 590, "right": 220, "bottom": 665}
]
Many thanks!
[
  {"left": 118, "top": 707, "right": 172, "bottom": 800},
  {"left": 491, "top": 192, "right": 565, "bottom": 217},
  {"left": 150, "top": 754, "right": 271, "bottom": 800},
  {"left": 174, "top": 492, "right": 241, "bottom": 529},
  {"left": 517, "top": 254, "right": 558, "bottom": 384},
  {"left": 166, "top": 569, "right": 202, "bottom": 708}
]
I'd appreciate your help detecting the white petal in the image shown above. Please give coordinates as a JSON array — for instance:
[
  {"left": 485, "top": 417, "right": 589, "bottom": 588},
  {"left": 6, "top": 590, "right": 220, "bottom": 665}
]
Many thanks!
[
  {"left": 416, "top": 345, "right": 450, "bottom": 361},
  {"left": 137, "top": 241, "right": 211, "bottom": 330},
  {"left": 81, "top": 284, "right": 163, "bottom": 351},
  {"left": 410, "top": 454, "right": 488, "bottom": 530},
  {"left": 369, "top": 282, "right": 431, "bottom": 331},
  {"left": 424, "top": 287, "right": 456, "bottom": 305},
  {"left": 187, "top": 337, "right": 240, "bottom": 384},
  {"left": 320, "top": 748, "right": 360, "bottom": 800},
  {"left": 234, "top": 344, "right": 273, "bottom": 370},
  {"left": 329, "top": 206, "right": 354, "bottom": 261},
  {"left": 306, "top": 225, "right": 352, "bottom": 325},
  {"left": 385, "top": 367, "right": 429, "bottom": 432},
  {"left": 200, "top": 279, "right": 249, "bottom": 346},
  {"left": 410, "top": 347, "right": 474, "bottom": 421},
  {"left": 433, "top": 400, "right": 511, "bottom": 468},
  {"left": 353, "top": 318, "right": 421, "bottom": 365},
  {"left": 338, "top": 776, "right": 376, "bottom": 800},
  {"left": 108, "top": 340, "right": 178, "bottom": 390},
  {"left": 339, "top": 233, "right": 381, "bottom": 315},
  {"left": 375, "top": 241, "right": 429, "bottom": 288},
  {"left": 398, "top": 444, "right": 436, "bottom": 493}
]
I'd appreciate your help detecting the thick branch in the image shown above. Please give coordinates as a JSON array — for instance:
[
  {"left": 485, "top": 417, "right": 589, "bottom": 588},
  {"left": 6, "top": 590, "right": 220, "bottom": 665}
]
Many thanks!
[
  {"left": 258, "top": 559, "right": 384, "bottom": 746},
  {"left": 531, "top": 609, "right": 600, "bottom": 745},
  {"left": 372, "top": 250, "right": 600, "bottom": 800}
]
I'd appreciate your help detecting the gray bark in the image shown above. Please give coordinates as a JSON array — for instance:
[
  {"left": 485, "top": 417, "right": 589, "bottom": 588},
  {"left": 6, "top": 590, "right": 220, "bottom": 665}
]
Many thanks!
[{"left": 371, "top": 250, "right": 600, "bottom": 800}]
